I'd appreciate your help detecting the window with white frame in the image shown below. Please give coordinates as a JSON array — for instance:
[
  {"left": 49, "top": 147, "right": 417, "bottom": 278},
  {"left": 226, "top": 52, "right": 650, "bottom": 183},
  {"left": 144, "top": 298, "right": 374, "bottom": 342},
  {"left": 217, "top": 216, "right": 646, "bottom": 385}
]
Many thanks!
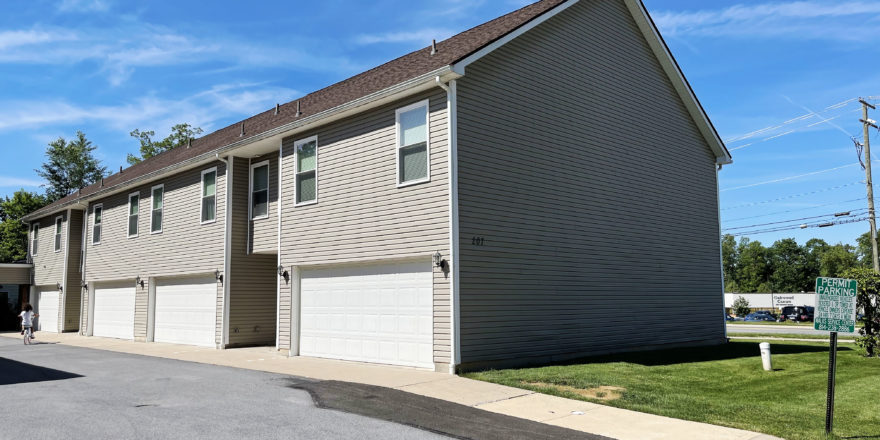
[
  {"left": 151, "top": 185, "right": 164, "bottom": 233},
  {"left": 31, "top": 225, "right": 39, "bottom": 256},
  {"left": 54, "top": 216, "right": 62, "bottom": 252},
  {"left": 295, "top": 137, "right": 317, "bottom": 205},
  {"left": 92, "top": 205, "right": 102, "bottom": 244},
  {"left": 250, "top": 161, "right": 269, "bottom": 219},
  {"left": 201, "top": 168, "right": 217, "bottom": 223},
  {"left": 128, "top": 193, "right": 139, "bottom": 237},
  {"left": 396, "top": 100, "right": 430, "bottom": 185}
]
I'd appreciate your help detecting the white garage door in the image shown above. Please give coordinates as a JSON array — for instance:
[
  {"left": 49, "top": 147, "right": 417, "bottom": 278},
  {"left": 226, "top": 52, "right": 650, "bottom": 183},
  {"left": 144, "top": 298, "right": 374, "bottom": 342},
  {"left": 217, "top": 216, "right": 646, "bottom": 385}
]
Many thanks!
[
  {"left": 37, "top": 289, "right": 59, "bottom": 333},
  {"left": 93, "top": 281, "right": 136, "bottom": 340},
  {"left": 154, "top": 276, "right": 216, "bottom": 347},
  {"left": 300, "top": 259, "right": 433, "bottom": 368}
]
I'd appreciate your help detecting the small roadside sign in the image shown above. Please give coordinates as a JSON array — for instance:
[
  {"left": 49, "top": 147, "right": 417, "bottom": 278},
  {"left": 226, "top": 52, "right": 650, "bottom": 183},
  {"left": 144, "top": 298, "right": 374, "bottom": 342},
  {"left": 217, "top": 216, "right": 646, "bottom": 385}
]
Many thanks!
[{"left": 814, "top": 277, "right": 858, "bottom": 333}]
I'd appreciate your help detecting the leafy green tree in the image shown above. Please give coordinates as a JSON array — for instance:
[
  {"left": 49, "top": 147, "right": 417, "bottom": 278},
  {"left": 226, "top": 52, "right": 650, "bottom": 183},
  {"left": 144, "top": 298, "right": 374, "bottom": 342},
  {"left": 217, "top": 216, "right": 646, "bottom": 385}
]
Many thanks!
[
  {"left": 35, "top": 131, "right": 107, "bottom": 202},
  {"left": 127, "top": 123, "right": 203, "bottom": 165},
  {"left": 856, "top": 231, "right": 875, "bottom": 267},
  {"left": 839, "top": 267, "right": 880, "bottom": 357},
  {"left": 732, "top": 296, "right": 751, "bottom": 317},
  {"left": 804, "top": 238, "right": 828, "bottom": 282},
  {"left": 769, "top": 238, "right": 809, "bottom": 292},
  {"left": 820, "top": 244, "right": 859, "bottom": 278},
  {"left": 721, "top": 234, "right": 738, "bottom": 290},
  {"left": 0, "top": 190, "right": 47, "bottom": 263},
  {"left": 736, "top": 238, "right": 770, "bottom": 292}
]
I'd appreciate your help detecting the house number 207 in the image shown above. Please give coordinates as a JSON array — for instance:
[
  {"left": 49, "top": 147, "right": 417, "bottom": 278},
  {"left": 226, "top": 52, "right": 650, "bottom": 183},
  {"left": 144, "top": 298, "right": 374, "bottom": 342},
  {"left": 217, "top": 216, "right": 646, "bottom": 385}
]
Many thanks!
[{"left": 471, "top": 236, "right": 485, "bottom": 246}]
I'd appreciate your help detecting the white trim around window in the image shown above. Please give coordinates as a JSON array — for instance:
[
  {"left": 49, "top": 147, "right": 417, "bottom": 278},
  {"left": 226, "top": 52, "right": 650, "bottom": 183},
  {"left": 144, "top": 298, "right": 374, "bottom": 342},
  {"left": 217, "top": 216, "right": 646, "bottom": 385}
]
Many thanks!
[
  {"left": 150, "top": 184, "right": 164, "bottom": 234},
  {"left": 54, "top": 215, "right": 63, "bottom": 252},
  {"left": 294, "top": 135, "right": 318, "bottom": 207},
  {"left": 395, "top": 99, "right": 431, "bottom": 187},
  {"left": 200, "top": 167, "right": 218, "bottom": 225},
  {"left": 31, "top": 224, "right": 39, "bottom": 256},
  {"left": 128, "top": 192, "right": 140, "bottom": 238},
  {"left": 249, "top": 160, "right": 270, "bottom": 220},
  {"left": 92, "top": 204, "right": 103, "bottom": 245}
]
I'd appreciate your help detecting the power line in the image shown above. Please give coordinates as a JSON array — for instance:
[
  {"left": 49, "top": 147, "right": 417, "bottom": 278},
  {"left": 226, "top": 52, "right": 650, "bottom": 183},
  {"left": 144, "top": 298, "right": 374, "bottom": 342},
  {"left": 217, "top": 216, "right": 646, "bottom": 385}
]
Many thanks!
[
  {"left": 722, "top": 209, "right": 866, "bottom": 232},
  {"left": 730, "top": 216, "right": 868, "bottom": 237},
  {"left": 724, "top": 97, "right": 858, "bottom": 144},
  {"left": 721, "top": 181, "right": 863, "bottom": 211},
  {"left": 723, "top": 198, "right": 865, "bottom": 223},
  {"left": 720, "top": 163, "right": 860, "bottom": 192}
]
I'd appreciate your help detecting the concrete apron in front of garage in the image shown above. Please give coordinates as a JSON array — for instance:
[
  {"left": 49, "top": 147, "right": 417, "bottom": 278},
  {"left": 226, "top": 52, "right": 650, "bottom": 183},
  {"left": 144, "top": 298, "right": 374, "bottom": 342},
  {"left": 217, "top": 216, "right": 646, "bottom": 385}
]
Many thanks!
[{"left": 0, "top": 332, "right": 778, "bottom": 440}]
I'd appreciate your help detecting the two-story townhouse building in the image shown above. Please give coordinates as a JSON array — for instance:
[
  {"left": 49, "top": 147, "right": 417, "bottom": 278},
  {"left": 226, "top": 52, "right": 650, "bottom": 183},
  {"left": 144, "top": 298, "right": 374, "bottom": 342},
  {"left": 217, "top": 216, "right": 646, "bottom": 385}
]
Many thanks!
[{"left": 23, "top": 0, "right": 731, "bottom": 372}]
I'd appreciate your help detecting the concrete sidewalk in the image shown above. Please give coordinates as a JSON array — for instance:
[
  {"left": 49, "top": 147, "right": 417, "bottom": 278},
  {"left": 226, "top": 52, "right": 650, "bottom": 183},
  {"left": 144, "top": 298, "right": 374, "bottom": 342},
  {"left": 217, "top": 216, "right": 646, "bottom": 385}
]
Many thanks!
[{"left": 1, "top": 332, "right": 779, "bottom": 440}]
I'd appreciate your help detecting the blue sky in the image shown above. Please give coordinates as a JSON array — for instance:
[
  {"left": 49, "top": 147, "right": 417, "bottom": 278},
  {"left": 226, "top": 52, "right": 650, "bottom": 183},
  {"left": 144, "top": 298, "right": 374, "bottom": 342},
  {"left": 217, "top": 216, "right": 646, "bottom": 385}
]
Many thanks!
[{"left": 1, "top": 0, "right": 879, "bottom": 248}]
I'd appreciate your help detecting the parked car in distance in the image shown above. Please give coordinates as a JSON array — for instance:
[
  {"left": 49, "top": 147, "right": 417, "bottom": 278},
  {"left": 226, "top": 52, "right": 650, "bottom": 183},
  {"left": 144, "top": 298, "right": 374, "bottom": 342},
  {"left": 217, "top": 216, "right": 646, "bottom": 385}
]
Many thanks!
[
  {"left": 780, "top": 306, "right": 814, "bottom": 322},
  {"left": 744, "top": 312, "right": 776, "bottom": 322}
]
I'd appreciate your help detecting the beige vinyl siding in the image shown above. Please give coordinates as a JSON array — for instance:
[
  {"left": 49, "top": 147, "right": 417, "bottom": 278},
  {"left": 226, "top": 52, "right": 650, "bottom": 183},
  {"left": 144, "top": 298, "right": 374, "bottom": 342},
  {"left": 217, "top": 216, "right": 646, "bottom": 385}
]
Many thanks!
[
  {"left": 455, "top": 0, "right": 723, "bottom": 367},
  {"left": 0, "top": 266, "right": 31, "bottom": 284},
  {"left": 64, "top": 210, "right": 84, "bottom": 331},
  {"left": 32, "top": 212, "right": 67, "bottom": 287},
  {"left": 229, "top": 157, "right": 277, "bottom": 346},
  {"left": 83, "top": 162, "right": 227, "bottom": 341},
  {"left": 249, "top": 153, "right": 278, "bottom": 254},
  {"left": 278, "top": 91, "right": 451, "bottom": 365},
  {"left": 134, "top": 280, "right": 149, "bottom": 341}
]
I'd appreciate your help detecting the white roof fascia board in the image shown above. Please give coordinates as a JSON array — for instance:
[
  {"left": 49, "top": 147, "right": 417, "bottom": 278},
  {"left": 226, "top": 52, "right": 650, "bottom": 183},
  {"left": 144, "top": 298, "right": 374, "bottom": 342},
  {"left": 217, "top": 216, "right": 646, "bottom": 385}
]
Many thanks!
[
  {"left": 23, "top": 66, "right": 460, "bottom": 222},
  {"left": 451, "top": 0, "right": 579, "bottom": 75},
  {"left": 623, "top": 0, "right": 732, "bottom": 165}
]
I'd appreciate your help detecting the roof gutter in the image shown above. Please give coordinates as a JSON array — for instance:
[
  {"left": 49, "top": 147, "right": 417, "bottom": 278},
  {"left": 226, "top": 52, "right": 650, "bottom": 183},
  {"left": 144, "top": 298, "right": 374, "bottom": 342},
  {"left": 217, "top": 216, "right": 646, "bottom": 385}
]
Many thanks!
[{"left": 23, "top": 66, "right": 460, "bottom": 222}]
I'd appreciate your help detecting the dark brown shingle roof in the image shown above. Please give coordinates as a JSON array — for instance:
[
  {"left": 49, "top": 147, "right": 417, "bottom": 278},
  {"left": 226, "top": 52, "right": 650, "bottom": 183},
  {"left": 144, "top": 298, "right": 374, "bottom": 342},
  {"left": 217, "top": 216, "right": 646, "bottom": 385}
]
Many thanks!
[{"left": 27, "top": 0, "right": 566, "bottom": 220}]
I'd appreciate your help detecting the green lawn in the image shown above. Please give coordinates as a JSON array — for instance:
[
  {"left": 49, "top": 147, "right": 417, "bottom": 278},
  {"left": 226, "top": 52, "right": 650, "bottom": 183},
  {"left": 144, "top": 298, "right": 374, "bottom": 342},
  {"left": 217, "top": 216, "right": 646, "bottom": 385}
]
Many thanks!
[
  {"left": 731, "top": 333, "right": 857, "bottom": 341},
  {"left": 463, "top": 342, "right": 880, "bottom": 440}
]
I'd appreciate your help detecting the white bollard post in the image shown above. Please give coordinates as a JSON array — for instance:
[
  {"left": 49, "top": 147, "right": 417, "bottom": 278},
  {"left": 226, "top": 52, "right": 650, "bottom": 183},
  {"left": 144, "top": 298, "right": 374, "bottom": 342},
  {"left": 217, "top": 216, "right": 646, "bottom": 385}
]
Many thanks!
[{"left": 759, "top": 342, "right": 772, "bottom": 371}]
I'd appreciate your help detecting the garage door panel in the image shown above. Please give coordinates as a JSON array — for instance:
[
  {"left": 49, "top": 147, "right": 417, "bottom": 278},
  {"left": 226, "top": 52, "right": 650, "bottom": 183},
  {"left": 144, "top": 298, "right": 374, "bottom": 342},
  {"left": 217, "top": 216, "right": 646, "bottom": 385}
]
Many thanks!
[
  {"left": 93, "top": 282, "right": 136, "bottom": 340},
  {"left": 154, "top": 276, "right": 216, "bottom": 347},
  {"left": 300, "top": 260, "right": 433, "bottom": 368},
  {"left": 37, "top": 289, "right": 59, "bottom": 333}
]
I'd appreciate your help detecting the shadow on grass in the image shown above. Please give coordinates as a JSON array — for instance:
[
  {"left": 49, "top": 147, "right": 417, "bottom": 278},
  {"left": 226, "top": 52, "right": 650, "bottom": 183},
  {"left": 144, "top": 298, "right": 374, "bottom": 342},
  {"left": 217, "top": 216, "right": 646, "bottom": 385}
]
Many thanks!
[
  {"left": 548, "top": 342, "right": 849, "bottom": 367},
  {"left": 0, "top": 357, "right": 82, "bottom": 385}
]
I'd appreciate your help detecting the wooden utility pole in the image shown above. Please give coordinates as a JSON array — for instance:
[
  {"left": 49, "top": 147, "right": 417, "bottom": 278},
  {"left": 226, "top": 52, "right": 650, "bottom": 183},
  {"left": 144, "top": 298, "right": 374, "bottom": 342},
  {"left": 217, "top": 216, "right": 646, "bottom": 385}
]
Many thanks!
[{"left": 860, "top": 98, "right": 879, "bottom": 273}]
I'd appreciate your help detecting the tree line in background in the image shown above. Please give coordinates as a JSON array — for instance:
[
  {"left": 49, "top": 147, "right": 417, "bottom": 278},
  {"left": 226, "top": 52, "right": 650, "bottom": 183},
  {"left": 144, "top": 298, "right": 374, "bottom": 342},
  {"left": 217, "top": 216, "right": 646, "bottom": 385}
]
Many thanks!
[
  {"left": 722, "top": 233, "right": 874, "bottom": 293},
  {"left": 0, "top": 124, "right": 201, "bottom": 263}
]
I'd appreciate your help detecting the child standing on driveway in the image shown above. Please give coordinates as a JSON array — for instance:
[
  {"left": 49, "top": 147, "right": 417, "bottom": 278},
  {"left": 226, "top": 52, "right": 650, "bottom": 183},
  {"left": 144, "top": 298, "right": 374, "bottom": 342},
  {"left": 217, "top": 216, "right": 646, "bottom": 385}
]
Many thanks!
[{"left": 19, "top": 303, "right": 37, "bottom": 341}]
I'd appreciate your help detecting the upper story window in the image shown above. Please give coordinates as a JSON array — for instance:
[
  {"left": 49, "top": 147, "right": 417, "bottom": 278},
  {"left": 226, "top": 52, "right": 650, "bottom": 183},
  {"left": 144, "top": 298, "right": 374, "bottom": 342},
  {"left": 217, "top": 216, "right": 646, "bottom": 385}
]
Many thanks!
[
  {"left": 92, "top": 205, "right": 102, "bottom": 244},
  {"left": 295, "top": 137, "right": 318, "bottom": 206},
  {"left": 151, "top": 185, "right": 164, "bottom": 233},
  {"left": 396, "top": 100, "right": 430, "bottom": 186},
  {"left": 54, "top": 216, "right": 63, "bottom": 252},
  {"left": 128, "top": 193, "right": 139, "bottom": 238},
  {"left": 31, "top": 225, "right": 39, "bottom": 256},
  {"left": 250, "top": 161, "right": 269, "bottom": 219},
  {"left": 201, "top": 168, "right": 217, "bottom": 224}
]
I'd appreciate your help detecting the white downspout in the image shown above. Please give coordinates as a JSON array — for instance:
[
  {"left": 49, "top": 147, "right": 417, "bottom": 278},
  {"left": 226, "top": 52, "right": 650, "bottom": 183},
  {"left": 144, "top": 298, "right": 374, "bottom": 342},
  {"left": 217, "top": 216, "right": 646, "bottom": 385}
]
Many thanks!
[
  {"left": 78, "top": 202, "right": 87, "bottom": 335},
  {"left": 716, "top": 161, "right": 727, "bottom": 340},
  {"left": 436, "top": 76, "right": 460, "bottom": 373},
  {"left": 276, "top": 141, "right": 283, "bottom": 351},
  {"left": 217, "top": 153, "right": 232, "bottom": 348}
]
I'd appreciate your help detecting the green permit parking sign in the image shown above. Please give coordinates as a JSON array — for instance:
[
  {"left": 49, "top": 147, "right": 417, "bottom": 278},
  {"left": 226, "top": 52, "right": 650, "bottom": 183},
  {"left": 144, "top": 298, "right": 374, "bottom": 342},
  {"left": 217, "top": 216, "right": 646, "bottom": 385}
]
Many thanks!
[{"left": 814, "top": 277, "right": 858, "bottom": 333}]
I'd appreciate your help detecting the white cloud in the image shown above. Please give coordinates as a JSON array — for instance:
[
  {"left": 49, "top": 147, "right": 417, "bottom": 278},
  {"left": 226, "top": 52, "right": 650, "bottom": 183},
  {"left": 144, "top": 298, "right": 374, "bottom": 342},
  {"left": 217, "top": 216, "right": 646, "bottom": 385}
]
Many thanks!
[
  {"left": 0, "top": 83, "right": 300, "bottom": 137},
  {"left": 653, "top": 1, "right": 880, "bottom": 40},
  {"left": 57, "top": 0, "right": 110, "bottom": 13},
  {"left": 355, "top": 28, "right": 456, "bottom": 45},
  {"left": 0, "top": 22, "right": 360, "bottom": 85},
  {"left": 0, "top": 176, "right": 43, "bottom": 188}
]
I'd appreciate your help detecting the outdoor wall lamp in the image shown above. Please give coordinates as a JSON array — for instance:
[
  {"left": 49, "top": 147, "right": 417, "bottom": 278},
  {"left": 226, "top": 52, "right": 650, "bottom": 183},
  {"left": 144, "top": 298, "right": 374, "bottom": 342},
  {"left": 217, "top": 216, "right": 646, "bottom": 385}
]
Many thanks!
[
  {"left": 135, "top": 276, "right": 144, "bottom": 288},
  {"left": 215, "top": 269, "right": 223, "bottom": 285},
  {"left": 81, "top": 281, "right": 88, "bottom": 290},
  {"left": 56, "top": 282, "right": 63, "bottom": 292},
  {"left": 277, "top": 265, "right": 289, "bottom": 283},
  {"left": 433, "top": 250, "right": 448, "bottom": 270}
]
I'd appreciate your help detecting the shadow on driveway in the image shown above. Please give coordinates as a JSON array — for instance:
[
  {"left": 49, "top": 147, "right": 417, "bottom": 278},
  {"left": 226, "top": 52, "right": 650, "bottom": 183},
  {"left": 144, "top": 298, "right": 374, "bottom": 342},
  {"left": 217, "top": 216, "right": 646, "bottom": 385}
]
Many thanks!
[
  {"left": 289, "top": 379, "right": 610, "bottom": 440},
  {"left": 0, "top": 357, "right": 82, "bottom": 385}
]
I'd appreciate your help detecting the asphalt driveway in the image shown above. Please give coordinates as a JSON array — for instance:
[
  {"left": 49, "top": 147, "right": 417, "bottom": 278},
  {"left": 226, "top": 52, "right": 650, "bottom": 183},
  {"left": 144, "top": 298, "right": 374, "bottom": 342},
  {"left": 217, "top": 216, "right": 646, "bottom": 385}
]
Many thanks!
[{"left": 0, "top": 337, "right": 604, "bottom": 440}]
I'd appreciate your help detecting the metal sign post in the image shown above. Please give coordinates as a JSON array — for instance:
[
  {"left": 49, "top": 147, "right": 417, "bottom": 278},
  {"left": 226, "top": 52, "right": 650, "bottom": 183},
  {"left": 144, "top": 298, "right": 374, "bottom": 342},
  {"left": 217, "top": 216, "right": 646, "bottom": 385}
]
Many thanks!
[
  {"left": 825, "top": 331, "right": 838, "bottom": 435},
  {"left": 814, "top": 277, "right": 858, "bottom": 437}
]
